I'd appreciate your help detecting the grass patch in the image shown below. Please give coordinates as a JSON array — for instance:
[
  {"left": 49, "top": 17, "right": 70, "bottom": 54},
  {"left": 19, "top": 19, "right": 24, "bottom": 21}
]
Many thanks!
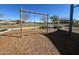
[{"left": 0, "top": 28, "right": 7, "bottom": 32}]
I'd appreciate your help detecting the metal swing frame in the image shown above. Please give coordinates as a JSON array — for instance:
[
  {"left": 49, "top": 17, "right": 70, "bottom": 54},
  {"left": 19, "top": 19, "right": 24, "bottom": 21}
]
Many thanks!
[{"left": 20, "top": 8, "right": 49, "bottom": 38}]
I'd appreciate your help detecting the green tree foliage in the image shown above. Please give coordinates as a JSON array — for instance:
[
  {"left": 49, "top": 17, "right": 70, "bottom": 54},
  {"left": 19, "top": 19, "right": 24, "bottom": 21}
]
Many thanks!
[
  {"left": 50, "top": 15, "right": 59, "bottom": 27},
  {"left": 50, "top": 15, "right": 59, "bottom": 22}
]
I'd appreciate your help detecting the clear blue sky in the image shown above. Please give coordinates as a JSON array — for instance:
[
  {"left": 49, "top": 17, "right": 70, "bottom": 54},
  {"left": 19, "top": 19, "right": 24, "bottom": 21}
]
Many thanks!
[{"left": 0, "top": 4, "right": 79, "bottom": 22}]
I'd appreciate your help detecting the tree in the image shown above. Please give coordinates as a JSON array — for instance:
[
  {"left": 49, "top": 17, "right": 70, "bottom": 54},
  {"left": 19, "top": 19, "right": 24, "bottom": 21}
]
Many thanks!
[
  {"left": 16, "top": 20, "right": 25, "bottom": 24},
  {"left": 50, "top": 15, "right": 59, "bottom": 27},
  {"left": 22, "top": 14, "right": 30, "bottom": 23},
  {"left": 40, "top": 16, "right": 47, "bottom": 28},
  {"left": 40, "top": 16, "right": 47, "bottom": 23}
]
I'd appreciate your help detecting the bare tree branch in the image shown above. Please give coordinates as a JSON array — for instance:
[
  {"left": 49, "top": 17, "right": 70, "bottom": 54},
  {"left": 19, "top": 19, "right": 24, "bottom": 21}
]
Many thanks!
[
  {"left": 22, "top": 14, "right": 30, "bottom": 21},
  {"left": 40, "top": 16, "right": 47, "bottom": 23}
]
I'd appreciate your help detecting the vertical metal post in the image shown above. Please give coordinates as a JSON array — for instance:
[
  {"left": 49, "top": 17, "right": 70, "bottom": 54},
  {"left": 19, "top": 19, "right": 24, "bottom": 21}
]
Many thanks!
[
  {"left": 69, "top": 4, "right": 74, "bottom": 35},
  {"left": 20, "top": 8, "right": 23, "bottom": 38},
  {"left": 47, "top": 14, "right": 49, "bottom": 33}
]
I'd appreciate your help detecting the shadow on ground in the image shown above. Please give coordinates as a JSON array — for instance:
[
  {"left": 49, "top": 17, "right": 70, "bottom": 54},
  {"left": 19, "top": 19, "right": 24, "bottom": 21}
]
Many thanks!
[{"left": 44, "top": 30, "right": 79, "bottom": 55}]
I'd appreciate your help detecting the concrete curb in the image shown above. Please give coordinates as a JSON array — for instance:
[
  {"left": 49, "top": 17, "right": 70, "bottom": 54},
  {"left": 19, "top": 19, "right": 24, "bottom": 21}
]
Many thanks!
[{"left": 0, "top": 29, "right": 11, "bottom": 34}]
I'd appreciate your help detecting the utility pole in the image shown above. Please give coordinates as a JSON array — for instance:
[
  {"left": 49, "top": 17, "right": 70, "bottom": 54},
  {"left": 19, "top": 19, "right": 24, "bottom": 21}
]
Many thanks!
[{"left": 69, "top": 4, "right": 74, "bottom": 35}]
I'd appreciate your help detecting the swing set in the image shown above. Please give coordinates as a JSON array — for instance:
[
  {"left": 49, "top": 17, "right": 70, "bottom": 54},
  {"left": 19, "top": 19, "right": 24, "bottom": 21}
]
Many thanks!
[{"left": 20, "top": 8, "right": 49, "bottom": 37}]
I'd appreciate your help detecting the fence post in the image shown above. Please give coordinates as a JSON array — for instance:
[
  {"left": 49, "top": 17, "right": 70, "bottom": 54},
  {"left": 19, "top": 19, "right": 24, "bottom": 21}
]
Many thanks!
[
  {"left": 20, "top": 8, "right": 23, "bottom": 38},
  {"left": 69, "top": 4, "right": 74, "bottom": 35},
  {"left": 47, "top": 14, "right": 49, "bottom": 33}
]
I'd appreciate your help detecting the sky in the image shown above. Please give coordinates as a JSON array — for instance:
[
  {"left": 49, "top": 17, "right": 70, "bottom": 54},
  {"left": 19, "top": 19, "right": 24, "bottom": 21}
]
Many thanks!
[{"left": 0, "top": 4, "right": 79, "bottom": 22}]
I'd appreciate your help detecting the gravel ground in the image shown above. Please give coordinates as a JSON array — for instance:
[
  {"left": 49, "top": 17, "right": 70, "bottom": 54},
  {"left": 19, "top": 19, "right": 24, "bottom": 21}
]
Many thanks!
[{"left": 0, "top": 29, "right": 60, "bottom": 55}]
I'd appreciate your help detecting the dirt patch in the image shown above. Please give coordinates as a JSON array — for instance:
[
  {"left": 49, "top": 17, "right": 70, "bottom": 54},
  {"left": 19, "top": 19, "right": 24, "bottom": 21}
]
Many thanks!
[{"left": 0, "top": 29, "right": 59, "bottom": 55}]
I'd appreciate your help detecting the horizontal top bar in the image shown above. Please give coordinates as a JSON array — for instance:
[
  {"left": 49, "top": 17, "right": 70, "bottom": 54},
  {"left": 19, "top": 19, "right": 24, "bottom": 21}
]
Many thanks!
[
  {"left": 21, "top": 9, "right": 48, "bottom": 16},
  {"left": 74, "top": 5, "right": 79, "bottom": 8}
]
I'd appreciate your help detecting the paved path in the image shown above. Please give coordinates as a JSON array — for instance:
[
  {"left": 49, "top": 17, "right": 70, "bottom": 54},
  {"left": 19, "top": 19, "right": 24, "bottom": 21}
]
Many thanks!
[
  {"left": 0, "top": 27, "right": 39, "bottom": 34},
  {"left": 63, "top": 27, "right": 79, "bottom": 33}
]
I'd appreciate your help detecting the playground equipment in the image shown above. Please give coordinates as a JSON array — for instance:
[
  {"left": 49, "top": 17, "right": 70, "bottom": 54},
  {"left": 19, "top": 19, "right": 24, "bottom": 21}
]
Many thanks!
[
  {"left": 69, "top": 4, "right": 79, "bottom": 35},
  {"left": 20, "top": 8, "right": 49, "bottom": 38}
]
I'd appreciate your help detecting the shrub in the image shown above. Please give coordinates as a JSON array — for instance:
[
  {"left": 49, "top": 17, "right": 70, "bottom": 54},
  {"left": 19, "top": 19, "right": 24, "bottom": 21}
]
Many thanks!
[
  {"left": 39, "top": 26, "right": 47, "bottom": 29},
  {"left": 0, "top": 28, "right": 7, "bottom": 32},
  {"left": 53, "top": 26, "right": 64, "bottom": 29}
]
